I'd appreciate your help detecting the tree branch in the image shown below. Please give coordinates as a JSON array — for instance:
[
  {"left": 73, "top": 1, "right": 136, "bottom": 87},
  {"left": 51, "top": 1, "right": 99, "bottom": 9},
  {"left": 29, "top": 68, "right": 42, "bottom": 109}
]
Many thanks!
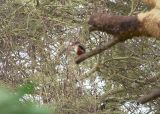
[
  {"left": 75, "top": 13, "right": 142, "bottom": 64},
  {"left": 75, "top": 0, "right": 160, "bottom": 64},
  {"left": 75, "top": 37, "right": 122, "bottom": 64},
  {"left": 137, "top": 89, "right": 160, "bottom": 104}
]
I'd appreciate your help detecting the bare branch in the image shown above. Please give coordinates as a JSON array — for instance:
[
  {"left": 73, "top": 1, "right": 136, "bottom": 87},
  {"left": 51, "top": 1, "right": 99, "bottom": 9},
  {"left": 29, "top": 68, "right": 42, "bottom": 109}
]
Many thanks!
[
  {"left": 75, "top": 37, "right": 122, "bottom": 64},
  {"left": 137, "top": 89, "right": 160, "bottom": 104}
]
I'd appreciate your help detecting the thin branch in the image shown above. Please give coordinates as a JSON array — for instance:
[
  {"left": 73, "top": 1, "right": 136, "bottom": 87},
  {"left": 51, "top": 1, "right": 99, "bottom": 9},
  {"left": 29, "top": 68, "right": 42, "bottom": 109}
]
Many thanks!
[
  {"left": 137, "top": 89, "right": 160, "bottom": 104},
  {"left": 100, "top": 72, "right": 160, "bottom": 103},
  {"left": 75, "top": 37, "right": 122, "bottom": 64}
]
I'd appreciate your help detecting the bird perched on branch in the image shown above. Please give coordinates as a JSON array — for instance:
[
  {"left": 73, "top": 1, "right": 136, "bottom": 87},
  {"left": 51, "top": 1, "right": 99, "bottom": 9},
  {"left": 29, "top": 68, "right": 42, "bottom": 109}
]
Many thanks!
[
  {"left": 70, "top": 41, "right": 86, "bottom": 56},
  {"left": 58, "top": 41, "right": 85, "bottom": 57}
]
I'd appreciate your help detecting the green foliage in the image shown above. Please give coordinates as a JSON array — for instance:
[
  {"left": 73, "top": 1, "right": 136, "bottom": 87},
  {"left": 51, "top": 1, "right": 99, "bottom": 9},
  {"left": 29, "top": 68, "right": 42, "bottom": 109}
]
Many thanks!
[
  {"left": 19, "top": 81, "right": 36, "bottom": 94},
  {"left": 0, "top": 84, "right": 50, "bottom": 114}
]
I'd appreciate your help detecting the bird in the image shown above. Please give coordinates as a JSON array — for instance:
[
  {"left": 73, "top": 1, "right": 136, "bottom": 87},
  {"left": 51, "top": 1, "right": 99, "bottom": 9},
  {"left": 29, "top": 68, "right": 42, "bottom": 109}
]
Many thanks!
[{"left": 70, "top": 41, "right": 86, "bottom": 56}]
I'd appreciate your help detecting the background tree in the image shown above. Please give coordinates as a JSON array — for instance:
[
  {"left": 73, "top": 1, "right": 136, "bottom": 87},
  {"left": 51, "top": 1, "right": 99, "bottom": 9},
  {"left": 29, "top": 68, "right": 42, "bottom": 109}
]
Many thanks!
[{"left": 0, "top": 0, "right": 159, "bottom": 114}]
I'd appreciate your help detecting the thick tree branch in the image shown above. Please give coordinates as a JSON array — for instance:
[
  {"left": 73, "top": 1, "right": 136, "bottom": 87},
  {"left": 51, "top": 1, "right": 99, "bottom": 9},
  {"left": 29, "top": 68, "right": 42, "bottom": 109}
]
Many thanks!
[
  {"left": 75, "top": 14, "right": 143, "bottom": 64},
  {"left": 75, "top": 0, "right": 160, "bottom": 64},
  {"left": 76, "top": 8, "right": 160, "bottom": 64}
]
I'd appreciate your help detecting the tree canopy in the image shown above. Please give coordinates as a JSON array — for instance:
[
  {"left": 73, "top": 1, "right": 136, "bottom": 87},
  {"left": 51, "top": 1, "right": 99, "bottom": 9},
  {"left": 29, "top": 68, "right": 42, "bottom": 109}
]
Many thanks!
[{"left": 0, "top": 0, "right": 160, "bottom": 114}]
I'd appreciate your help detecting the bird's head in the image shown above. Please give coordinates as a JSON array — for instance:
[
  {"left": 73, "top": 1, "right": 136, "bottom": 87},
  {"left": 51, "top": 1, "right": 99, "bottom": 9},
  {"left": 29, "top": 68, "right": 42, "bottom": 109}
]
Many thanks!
[{"left": 70, "top": 41, "right": 86, "bottom": 56}]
